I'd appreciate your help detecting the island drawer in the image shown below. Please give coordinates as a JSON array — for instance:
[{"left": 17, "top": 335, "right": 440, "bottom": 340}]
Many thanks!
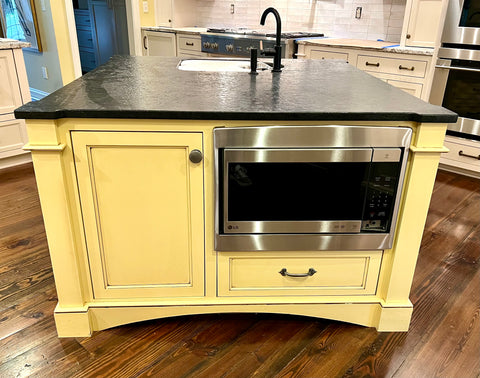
[
  {"left": 178, "top": 36, "right": 201, "bottom": 52},
  {"left": 217, "top": 251, "right": 382, "bottom": 297},
  {"left": 356, "top": 54, "right": 427, "bottom": 78}
]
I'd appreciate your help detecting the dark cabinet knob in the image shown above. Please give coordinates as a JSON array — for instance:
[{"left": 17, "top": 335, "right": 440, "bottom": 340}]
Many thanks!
[
  {"left": 406, "top": 34, "right": 411, "bottom": 39},
  {"left": 189, "top": 149, "right": 203, "bottom": 163}
]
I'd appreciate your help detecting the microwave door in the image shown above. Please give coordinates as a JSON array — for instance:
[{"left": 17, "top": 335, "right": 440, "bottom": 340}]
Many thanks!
[{"left": 222, "top": 148, "right": 373, "bottom": 234}]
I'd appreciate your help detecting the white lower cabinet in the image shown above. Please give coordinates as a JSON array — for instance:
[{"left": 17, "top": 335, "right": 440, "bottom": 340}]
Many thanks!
[
  {"left": 142, "top": 30, "right": 177, "bottom": 56},
  {"left": 0, "top": 47, "right": 31, "bottom": 169},
  {"left": 386, "top": 80, "right": 423, "bottom": 97},
  {"left": 297, "top": 43, "right": 432, "bottom": 100},
  {"left": 176, "top": 34, "right": 205, "bottom": 58},
  {"left": 0, "top": 119, "right": 28, "bottom": 159},
  {"left": 440, "top": 135, "right": 480, "bottom": 178}
]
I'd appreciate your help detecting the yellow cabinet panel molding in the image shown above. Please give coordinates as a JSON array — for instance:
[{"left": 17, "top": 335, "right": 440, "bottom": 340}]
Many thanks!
[
  {"left": 72, "top": 131, "right": 205, "bottom": 299},
  {"left": 218, "top": 251, "right": 382, "bottom": 297}
]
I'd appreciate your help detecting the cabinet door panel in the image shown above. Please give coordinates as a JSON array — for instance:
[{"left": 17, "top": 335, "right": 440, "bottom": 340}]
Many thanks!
[
  {"left": 0, "top": 50, "right": 23, "bottom": 116},
  {"left": 387, "top": 79, "right": 423, "bottom": 98},
  {"left": 72, "top": 131, "right": 204, "bottom": 299},
  {"left": 405, "top": 0, "right": 443, "bottom": 48},
  {"left": 145, "top": 31, "right": 177, "bottom": 56}
]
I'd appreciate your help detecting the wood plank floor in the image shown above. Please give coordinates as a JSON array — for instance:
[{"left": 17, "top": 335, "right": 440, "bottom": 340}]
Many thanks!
[{"left": 1, "top": 163, "right": 479, "bottom": 378}]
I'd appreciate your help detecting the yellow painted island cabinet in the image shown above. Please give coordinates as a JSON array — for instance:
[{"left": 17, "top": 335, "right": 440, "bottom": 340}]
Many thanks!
[{"left": 24, "top": 118, "right": 448, "bottom": 337}]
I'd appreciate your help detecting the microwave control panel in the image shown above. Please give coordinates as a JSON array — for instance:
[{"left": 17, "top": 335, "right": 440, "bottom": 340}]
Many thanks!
[{"left": 361, "top": 160, "right": 402, "bottom": 232}]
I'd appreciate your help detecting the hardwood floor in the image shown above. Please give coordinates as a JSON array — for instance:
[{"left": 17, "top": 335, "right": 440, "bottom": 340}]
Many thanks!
[{"left": 1, "top": 163, "right": 479, "bottom": 378}]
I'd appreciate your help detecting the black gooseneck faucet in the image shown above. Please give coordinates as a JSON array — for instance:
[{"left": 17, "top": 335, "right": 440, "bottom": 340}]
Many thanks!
[{"left": 260, "top": 7, "right": 282, "bottom": 72}]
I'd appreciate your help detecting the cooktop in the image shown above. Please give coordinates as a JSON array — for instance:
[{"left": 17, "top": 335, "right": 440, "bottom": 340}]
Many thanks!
[{"left": 206, "top": 28, "right": 324, "bottom": 39}]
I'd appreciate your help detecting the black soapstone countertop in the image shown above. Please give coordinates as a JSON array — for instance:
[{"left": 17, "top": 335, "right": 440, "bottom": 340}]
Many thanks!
[{"left": 15, "top": 56, "right": 457, "bottom": 123}]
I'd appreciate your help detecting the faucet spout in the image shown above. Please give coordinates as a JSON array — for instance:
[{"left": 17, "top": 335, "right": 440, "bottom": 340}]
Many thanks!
[{"left": 260, "top": 7, "right": 282, "bottom": 72}]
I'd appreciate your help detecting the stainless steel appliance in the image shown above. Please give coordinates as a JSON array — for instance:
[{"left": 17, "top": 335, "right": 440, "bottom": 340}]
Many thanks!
[
  {"left": 214, "top": 126, "right": 412, "bottom": 251},
  {"left": 201, "top": 29, "right": 323, "bottom": 59},
  {"left": 431, "top": 0, "right": 480, "bottom": 140}
]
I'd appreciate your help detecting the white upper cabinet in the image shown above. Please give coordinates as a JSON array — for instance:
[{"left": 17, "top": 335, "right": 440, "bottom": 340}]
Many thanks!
[
  {"left": 155, "top": 0, "right": 173, "bottom": 27},
  {"left": 155, "top": 0, "right": 197, "bottom": 27},
  {"left": 402, "top": 0, "right": 448, "bottom": 47}
]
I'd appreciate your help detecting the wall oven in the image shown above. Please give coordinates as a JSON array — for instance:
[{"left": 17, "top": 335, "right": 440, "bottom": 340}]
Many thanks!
[
  {"left": 430, "top": 0, "right": 480, "bottom": 140},
  {"left": 214, "top": 126, "right": 412, "bottom": 251}
]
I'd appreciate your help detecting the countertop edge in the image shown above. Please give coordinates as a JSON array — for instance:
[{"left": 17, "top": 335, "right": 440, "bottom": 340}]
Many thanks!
[
  {"left": 141, "top": 26, "right": 207, "bottom": 35},
  {"left": 14, "top": 109, "right": 458, "bottom": 124},
  {"left": 0, "top": 38, "right": 31, "bottom": 50},
  {"left": 297, "top": 39, "right": 435, "bottom": 56}
]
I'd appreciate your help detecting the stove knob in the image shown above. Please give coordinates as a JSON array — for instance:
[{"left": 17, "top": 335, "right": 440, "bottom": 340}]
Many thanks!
[
  {"left": 226, "top": 44, "right": 234, "bottom": 52},
  {"left": 203, "top": 42, "right": 211, "bottom": 49},
  {"left": 212, "top": 42, "right": 219, "bottom": 49}
]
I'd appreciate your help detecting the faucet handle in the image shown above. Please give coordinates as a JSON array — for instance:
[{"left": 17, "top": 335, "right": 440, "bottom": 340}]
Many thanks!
[{"left": 261, "top": 47, "right": 276, "bottom": 56}]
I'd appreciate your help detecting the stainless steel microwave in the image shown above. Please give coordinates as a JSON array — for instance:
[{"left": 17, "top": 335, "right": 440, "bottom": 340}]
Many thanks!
[{"left": 214, "top": 126, "right": 412, "bottom": 251}]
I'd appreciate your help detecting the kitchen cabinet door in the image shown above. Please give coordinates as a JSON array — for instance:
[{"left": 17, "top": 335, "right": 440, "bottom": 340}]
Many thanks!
[
  {"left": 0, "top": 49, "right": 23, "bottom": 116},
  {"left": 143, "top": 31, "right": 177, "bottom": 56},
  {"left": 386, "top": 79, "right": 423, "bottom": 97},
  {"left": 156, "top": 0, "right": 173, "bottom": 27},
  {"left": 72, "top": 131, "right": 204, "bottom": 299},
  {"left": 403, "top": 0, "right": 445, "bottom": 47}
]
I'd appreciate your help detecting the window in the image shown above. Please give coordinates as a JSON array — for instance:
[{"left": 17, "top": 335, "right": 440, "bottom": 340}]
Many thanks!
[{"left": 0, "top": 0, "right": 42, "bottom": 51}]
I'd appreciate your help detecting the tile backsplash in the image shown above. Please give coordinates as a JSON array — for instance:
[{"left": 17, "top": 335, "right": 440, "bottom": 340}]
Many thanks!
[{"left": 195, "top": 0, "right": 406, "bottom": 42}]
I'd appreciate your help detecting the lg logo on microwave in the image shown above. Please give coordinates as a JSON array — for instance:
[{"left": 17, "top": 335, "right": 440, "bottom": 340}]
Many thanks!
[{"left": 227, "top": 225, "right": 240, "bottom": 230}]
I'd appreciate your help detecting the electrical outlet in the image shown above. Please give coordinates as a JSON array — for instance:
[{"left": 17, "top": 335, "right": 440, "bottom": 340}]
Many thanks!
[
  {"left": 41, "top": 66, "right": 48, "bottom": 79},
  {"left": 230, "top": 4, "right": 234, "bottom": 14},
  {"left": 143, "top": 1, "right": 149, "bottom": 13},
  {"left": 355, "top": 6, "right": 362, "bottom": 19}
]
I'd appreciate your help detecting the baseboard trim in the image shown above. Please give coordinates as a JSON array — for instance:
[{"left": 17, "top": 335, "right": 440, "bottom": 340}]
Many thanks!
[
  {"left": 30, "top": 87, "right": 50, "bottom": 101},
  {"left": 0, "top": 153, "right": 32, "bottom": 170}
]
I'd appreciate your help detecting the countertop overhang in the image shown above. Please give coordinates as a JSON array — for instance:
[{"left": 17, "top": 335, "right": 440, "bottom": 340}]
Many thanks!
[
  {"left": 296, "top": 38, "right": 435, "bottom": 56},
  {"left": 14, "top": 56, "right": 457, "bottom": 123}
]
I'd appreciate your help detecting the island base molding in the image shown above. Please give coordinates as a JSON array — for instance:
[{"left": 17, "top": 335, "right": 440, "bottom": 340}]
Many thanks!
[{"left": 53, "top": 302, "right": 414, "bottom": 337}]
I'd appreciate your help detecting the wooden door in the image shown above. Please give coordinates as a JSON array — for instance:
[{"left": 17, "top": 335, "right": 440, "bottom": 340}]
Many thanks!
[{"left": 72, "top": 131, "right": 204, "bottom": 299}]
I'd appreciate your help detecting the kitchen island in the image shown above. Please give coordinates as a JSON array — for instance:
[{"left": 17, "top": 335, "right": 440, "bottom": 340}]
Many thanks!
[{"left": 15, "top": 56, "right": 456, "bottom": 337}]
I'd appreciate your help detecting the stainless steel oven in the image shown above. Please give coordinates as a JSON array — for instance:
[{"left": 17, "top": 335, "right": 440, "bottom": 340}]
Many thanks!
[
  {"left": 214, "top": 126, "right": 412, "bottom": 251},
  {"left": 430, "top": 0, "right": 480, "bottom": 140}
]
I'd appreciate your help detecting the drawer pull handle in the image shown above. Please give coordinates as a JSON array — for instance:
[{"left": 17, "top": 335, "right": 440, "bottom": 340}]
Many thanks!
[
  {"left": 399, "top": 65, "right": 414, "bottom": 71},
  {"left": 279, "top": 268, "right": 317, "bottom": 277},
  {"left": 459, "top": 150, "right": 480, "bottom": 160},
  {"left": 186, "top": 42, "right": 194, "bottom": 46},
  {"left": 365, "top": 62, "right": 380, "bottom": 67}
]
